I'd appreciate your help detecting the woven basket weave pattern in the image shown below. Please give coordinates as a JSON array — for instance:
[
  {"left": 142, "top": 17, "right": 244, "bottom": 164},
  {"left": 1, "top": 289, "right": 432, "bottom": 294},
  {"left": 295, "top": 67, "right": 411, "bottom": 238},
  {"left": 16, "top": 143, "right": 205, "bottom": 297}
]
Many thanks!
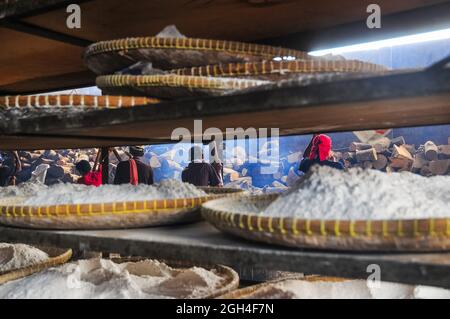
[
  {"left": 202, "top": 195, "right": 450, "bottom": 251},
  {"left": 0, "top": 95, "right": 158, "bottom": 109}
]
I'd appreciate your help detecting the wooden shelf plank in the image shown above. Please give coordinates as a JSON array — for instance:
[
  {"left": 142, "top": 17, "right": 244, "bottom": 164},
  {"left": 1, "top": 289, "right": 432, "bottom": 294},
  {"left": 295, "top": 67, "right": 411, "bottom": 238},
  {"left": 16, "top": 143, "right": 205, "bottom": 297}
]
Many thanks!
[{"left": 2, "top": 69, "right": 450, "bottom": 150}]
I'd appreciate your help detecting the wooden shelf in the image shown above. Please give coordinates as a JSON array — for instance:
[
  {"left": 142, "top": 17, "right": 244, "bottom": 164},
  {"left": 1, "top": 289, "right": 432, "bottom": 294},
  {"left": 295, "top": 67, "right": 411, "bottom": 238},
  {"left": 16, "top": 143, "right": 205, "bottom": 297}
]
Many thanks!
[
  {"left": 1, "top": 222, "right": 450, "bottom": 288},
  {"left": 1, "top": 68, "right": 450, "bottom": 150}
]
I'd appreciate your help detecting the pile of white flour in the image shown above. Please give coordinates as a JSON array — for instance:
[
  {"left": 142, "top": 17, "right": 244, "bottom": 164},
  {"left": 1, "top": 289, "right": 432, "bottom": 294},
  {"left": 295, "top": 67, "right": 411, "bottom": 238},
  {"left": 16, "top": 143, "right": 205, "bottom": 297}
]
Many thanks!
[
  {"left": 262, "top": 166, "right": 450, "bottom": 220},
  {"left": 0, "top": 243, "right": 49, "bottom": 273},
  {"left": 0, "top": 258, "right": 224, "bottom": 299},
  {"left": 0, "top": 180, "right": 206, "bottom": 206},
  {"left": 248, "top": 278, "right": 450, "bottom": 299}
]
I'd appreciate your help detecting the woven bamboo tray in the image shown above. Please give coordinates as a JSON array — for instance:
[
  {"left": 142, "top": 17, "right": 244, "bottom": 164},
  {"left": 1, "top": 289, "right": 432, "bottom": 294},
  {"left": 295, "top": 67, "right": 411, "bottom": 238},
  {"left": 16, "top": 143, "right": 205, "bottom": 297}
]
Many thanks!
[
  {"left": 0, "top": 188, "right": 243, "bottom": 230},
  {"left": 96, "top": 74, "right": 269, "bottom": 99},
  {"left": 0, "top": 94, "right": 159, "bottom": 109},
  {"left": 202, "top": 194, "right": 450, "bottom": 252},
  {"left": 112, "top": 256, "right": 239, "bottom": 299},
  {"left": 0, "top": 246, "right": 72, "bottom": 285},
  {"left": 84, "top": 36, "right": 310, "bottom": 75},
  {"left": 171, "top": 60, "right": 388, "bottom": 80},
  {"left": 218, "top": 276, "right": 346, "bottom": 299}
]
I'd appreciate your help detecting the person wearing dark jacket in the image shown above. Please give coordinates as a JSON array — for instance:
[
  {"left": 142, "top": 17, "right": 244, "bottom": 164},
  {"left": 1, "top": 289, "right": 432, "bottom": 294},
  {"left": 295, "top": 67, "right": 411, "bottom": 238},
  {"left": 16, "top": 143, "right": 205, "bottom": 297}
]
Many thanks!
[
  {"left": 0, "top": 151, "right": 21, "bottom": 186},
  {"left": 182, "top": 146, "right": 222, "bottom": 187},
  {"left": 114, "top": 146, "right": 154, "bottom": 185},
  {"left": 299, "top": 134, "right": 344, "bottom": 173}
]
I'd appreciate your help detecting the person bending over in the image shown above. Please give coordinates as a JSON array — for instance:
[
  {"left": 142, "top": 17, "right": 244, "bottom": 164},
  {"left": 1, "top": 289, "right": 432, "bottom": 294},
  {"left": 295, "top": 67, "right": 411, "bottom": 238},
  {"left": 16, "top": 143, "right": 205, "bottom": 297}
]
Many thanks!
[
  {"left": 75, "top": 160, "right": 102, "bottom": 187},
  {"left": 299, "top": 134, "right": 344, "bottom": 174}
]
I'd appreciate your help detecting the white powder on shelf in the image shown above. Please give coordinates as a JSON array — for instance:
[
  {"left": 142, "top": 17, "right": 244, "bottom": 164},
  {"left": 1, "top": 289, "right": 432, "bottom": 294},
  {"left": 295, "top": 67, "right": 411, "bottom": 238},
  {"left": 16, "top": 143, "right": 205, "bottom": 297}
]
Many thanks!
[
  {"left": 0, "top": 258, "right": 224, "bottom": 299},
  {"left": 246, "top": 278, "right": 448, "bottom": 299},
  {"left": 277, "top": 279, "right": 373, "bottom": 299},
  {"left": 0, "top": 179, "right": 206, "bottom": 206},
  {"left": 262, "top": 166, "right": 450, "bottom": 220},
  {"left": 414, "top": 285, "right": 450, "bottom": 299},
  {"left": 0, "top": 243, "right": 49, "bottom": 273}
]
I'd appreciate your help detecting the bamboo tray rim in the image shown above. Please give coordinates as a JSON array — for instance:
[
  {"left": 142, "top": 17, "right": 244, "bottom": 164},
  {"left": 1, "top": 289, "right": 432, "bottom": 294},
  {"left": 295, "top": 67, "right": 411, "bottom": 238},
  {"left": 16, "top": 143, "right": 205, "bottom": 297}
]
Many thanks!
[
  {"left": 202, "top": 194, "right": 450, "bottom": 238},
  {"left": 96, "top": 74, "right": 269, "bottom": 91},
  {"left": 0, "top": 94, "right": 159, "bottom": 109},
  {"left": 0, "top": 196, "right": 211, "bottom": 218},
  {"left": 0, "top": 188, "right": 244, "bottom": 218},
  {"left": 171, "top": 60, "right": 388, "bottom": 77},
  {"left": 84, "top": 36, "right": 309, "bottom": 59},
  {"left": 0, "top": 246, "right": 73, "bottom": 285},
  {"left": 217, "top": 275, "right": 349, "bottom": 299}
]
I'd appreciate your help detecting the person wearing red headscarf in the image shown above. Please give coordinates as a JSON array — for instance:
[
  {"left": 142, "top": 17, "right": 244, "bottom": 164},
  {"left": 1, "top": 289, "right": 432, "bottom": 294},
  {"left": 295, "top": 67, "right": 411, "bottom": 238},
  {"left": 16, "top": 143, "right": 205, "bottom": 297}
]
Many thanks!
[
  {"left": 75, "top": 160, "right": 102, "bottom": 187},
  {"left": 299, "top": 134, "right": 344, "bottom": 173}
]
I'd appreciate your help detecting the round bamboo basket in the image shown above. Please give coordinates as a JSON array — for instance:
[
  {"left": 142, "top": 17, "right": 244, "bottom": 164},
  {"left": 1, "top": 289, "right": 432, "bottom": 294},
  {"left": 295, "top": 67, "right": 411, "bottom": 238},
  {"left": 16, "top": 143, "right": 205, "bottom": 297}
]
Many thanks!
[
  {"left": 0, "top": 94, "right": 159, "bottom": 109},
  {"left": 202, "top": 194, "right": 450, "bottom": 252},
  {"left": 0, "top": 188, "right": 243, "bottom": 230},
  {"left": 96, "top": 74, "right": 269, "bottom": 99},
  {"left": 171, "top": 60, "right": 388, "bottom": 80},
  {"left": 0, "top": 246, "right": 72, "bottom": 285},
  {"left": 84, "top": 36, "right": 310, "bottom": 75},
  {"left": 218, "top": 276, "right": 346, "bottom": 299},
  {"left": 111, "top": 257, "right": 239, "bottom": 299}
]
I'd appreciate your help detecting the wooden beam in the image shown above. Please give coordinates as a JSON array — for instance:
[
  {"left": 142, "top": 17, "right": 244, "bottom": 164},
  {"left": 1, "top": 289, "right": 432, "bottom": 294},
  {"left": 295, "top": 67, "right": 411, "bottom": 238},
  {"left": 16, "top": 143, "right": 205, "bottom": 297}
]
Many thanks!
[
  {"left": 0, "top": 135, "right": 154, "bottom": 151},
  {"left": 3, "top": 69, "right": 449, "bottom": 142},
  {"left": 0, "top": 70, "right": 95, "bottom": 95},
  {"left": 0, "top": 19, "right": 92, "bottom": 47},
  {"left": 0, "top": 0, "right": 93, "bottom": 20}
]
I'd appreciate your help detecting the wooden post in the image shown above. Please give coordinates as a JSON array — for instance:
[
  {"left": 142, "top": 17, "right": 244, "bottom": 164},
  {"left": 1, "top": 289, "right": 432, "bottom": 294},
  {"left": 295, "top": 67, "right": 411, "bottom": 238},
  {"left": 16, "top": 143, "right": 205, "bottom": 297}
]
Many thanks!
[{"left": 101, "top": 147, "right": 109, "bottom": 185}]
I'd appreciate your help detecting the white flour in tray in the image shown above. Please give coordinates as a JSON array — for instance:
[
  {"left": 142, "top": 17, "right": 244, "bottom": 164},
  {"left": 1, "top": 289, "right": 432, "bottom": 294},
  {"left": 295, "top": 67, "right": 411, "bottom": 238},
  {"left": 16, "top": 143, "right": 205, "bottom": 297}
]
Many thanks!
[
  {"left": 0, "top": 243, "right": 49, "bottom": 273},
  {"left": 1, "top": 179, "right": 206, "bottom": 206},
  {"left": 0, "top": 258, "right": 224, "bottom": 299},
  {"left": 246, "top": 278, "right": 450, "bottom": 299},
  {"left": 262, "top": 166, "right": 450, "bottom": 220}
]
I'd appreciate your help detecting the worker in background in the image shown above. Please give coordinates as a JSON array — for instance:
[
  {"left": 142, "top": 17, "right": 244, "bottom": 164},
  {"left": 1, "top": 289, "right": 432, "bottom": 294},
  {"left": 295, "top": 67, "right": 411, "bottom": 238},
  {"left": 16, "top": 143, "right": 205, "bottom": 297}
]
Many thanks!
[
  {"left": 114, "top": 146, "right": 154, "bottom": 185},
  {"left": 182, "top": 146, "right": 222, "bottom": 187},
  {"left": 299, "top": 134, "right": 344, "bottom": 173},
  {"left": 75, "top": 160, "right": 102, "bottom": 187},
  {"left": 0, "top": 151, "right": 21, "bottom": 186}
]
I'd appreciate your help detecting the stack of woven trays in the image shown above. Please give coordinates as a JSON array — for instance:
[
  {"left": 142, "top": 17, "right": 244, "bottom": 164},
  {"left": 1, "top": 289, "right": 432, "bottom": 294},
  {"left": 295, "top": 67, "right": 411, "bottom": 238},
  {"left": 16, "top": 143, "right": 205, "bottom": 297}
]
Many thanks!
[{"left": 85, "top": 29, "right": 387, "bottom": 100}]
